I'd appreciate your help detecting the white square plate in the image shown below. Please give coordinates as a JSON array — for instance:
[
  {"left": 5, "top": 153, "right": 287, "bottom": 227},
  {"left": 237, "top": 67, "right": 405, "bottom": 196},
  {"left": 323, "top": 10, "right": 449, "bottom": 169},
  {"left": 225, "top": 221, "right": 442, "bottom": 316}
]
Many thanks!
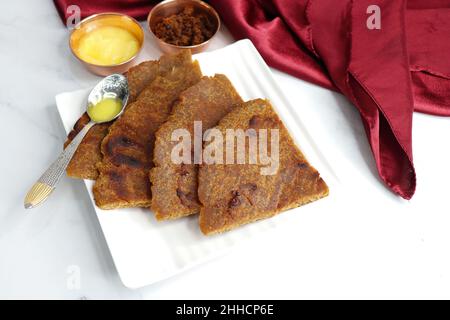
[{"left": 56, "top": 40, "right": 338, "bottom": 288}]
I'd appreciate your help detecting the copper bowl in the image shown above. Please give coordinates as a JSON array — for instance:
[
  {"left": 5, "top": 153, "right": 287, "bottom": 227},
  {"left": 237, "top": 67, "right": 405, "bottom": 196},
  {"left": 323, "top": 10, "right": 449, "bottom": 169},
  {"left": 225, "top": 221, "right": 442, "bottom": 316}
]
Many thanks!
[
  {"left": 147, "top": 0, "right": 220, "bottom": 54},
  {"left": 69, "top": 13, "right": 144, "bottom": 76}
]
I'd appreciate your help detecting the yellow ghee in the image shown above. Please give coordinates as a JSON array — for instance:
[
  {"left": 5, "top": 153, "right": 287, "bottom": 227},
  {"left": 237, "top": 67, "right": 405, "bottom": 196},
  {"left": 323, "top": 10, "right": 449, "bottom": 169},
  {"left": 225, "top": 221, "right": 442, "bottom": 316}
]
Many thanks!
[
  {"left": 76, "top": 26, "right": 140, "bottom": 65},
  {"left": 88, "top": 98, "right": 123, "bottom": 122}
]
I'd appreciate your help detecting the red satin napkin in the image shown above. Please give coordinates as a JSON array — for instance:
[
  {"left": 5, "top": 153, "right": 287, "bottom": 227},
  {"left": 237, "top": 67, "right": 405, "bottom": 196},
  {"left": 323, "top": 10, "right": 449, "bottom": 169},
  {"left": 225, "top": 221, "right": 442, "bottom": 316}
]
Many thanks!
[
  {"left": 54, "top": 0, "right": 450, "bottom": 199},
  {"left": 54, "top": 0, "right": 156, "bottom": 22},
  {"left": 209, "top": 0, "right": 450, "bottom": 199}
]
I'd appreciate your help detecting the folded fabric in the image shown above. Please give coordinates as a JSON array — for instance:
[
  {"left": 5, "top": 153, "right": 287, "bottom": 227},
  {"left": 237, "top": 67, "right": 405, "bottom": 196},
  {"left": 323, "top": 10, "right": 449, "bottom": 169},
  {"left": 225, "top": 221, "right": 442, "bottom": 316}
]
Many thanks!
[
  {"left": 406, "top": 1, "right": 450, "bottom": 116},
  {"left": 209, "top": 0, "right": 450, "bottom": 199},
  {"left": 53, "top": 0, "right": 156, "bottom": 22}
]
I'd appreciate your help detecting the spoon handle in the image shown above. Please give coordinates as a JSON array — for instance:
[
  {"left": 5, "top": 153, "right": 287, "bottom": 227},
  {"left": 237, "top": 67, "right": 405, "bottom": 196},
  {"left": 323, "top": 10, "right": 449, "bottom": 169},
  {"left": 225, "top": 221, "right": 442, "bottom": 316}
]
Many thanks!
[{"left": 24, "top": 121, "right": 96, "bottom": 209}]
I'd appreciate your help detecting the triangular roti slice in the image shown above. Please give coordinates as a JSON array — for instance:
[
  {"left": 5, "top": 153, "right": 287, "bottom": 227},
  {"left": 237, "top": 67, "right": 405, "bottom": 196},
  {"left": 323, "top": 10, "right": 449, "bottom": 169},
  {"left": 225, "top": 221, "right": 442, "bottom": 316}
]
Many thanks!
[
  {"left": 92, "top": 53, "right": 202, "bottom": 209},
  {"left": 198, "top": 99, "right": 329, "bottom": 235},
  {"left": 150, "top": 74, "right": 243, "bottom": 220},
  {"left": 64, "top": 51, "right": 194, "bottom": 180}
]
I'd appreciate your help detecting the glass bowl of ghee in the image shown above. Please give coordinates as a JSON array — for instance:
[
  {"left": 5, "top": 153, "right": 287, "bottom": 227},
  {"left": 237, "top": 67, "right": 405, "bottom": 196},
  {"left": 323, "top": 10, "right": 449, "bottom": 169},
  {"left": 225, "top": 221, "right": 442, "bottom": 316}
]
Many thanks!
[{"left": 70, "top": 13, "right": 144, "bottom": 76}]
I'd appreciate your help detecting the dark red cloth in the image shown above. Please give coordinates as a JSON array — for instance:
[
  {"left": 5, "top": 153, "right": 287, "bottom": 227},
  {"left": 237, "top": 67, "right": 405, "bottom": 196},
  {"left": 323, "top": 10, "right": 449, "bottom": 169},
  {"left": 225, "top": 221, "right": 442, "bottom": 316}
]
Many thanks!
[
  {"left": 208, "top": 0, "right": 450, "bottom": 199},
  {"left": 54, "top": 0, "right": 450, "bottom": 199},
  {"left": 53, "top": 0, "right": 156, "bottom": 22}
]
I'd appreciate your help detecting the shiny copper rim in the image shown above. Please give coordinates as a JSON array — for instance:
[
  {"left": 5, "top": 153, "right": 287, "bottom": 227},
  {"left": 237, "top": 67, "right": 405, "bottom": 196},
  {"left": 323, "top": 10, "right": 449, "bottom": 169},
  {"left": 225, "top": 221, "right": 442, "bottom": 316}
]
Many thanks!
[
  {"left": 69, "top": 12, "right": 145, "bottom": 69},
  {"left": 147, "top": 0, "right": 221, "bottom": 50}
]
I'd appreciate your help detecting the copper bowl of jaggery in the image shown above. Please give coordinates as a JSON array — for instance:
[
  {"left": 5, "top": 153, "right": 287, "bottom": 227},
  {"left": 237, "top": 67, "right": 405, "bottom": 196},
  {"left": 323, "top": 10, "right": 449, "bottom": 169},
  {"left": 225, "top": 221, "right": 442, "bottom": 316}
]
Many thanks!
[{"left": 147, "top": 0, "right": 220, "bottom": 54}]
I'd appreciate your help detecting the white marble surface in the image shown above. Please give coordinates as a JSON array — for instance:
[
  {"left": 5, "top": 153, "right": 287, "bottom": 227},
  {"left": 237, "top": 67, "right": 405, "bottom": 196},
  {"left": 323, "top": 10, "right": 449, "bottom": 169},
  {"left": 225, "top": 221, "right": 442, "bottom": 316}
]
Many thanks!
[{"left": 2, "top": 0, "right": 450, "bottom": 299}]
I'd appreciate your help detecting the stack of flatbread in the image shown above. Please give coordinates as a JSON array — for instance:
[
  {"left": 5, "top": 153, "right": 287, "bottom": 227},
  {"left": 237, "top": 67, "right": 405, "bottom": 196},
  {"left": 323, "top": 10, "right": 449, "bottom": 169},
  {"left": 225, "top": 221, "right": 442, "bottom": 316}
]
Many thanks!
[{"left": 65, "top": 51, "right": 329, "bottom": 235}]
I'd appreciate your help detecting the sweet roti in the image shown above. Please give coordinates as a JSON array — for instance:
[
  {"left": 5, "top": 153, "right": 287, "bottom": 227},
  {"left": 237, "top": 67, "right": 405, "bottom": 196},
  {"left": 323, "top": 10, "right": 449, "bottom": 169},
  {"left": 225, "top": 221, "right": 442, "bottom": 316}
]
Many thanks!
[
  {"left": 150, "top": 75, "right": 243, "bottom": 220},
  {"left": 92, "top": 55, "right": 202, "bottom": 209},
  {"left": 198, "top": 99, "right": 329, "bottom": 235},
  {"left": 64, "top": 52, "right": 193, "bottom": 180}
]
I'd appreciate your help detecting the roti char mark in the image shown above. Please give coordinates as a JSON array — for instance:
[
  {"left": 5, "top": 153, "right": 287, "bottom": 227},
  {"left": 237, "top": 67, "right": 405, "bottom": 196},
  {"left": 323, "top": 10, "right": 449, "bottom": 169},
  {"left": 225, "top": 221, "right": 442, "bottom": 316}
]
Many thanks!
[{"left": 92, "top": 52, "right": 202, "bottom": 209}]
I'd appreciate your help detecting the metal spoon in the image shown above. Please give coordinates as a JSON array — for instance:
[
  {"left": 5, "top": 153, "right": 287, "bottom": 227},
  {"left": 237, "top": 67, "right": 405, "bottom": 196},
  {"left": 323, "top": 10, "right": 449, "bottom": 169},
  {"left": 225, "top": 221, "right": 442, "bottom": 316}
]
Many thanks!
[{"left": 24, "top": 74, "right": 129, "bottom": 209}]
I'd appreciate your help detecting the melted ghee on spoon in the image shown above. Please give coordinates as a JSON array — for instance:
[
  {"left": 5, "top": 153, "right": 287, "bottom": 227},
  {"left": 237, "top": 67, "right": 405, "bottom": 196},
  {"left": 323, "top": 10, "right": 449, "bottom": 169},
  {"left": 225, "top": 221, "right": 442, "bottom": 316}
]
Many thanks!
[{"left": 87, "top": 97, "right": 123, "bottom": 123}]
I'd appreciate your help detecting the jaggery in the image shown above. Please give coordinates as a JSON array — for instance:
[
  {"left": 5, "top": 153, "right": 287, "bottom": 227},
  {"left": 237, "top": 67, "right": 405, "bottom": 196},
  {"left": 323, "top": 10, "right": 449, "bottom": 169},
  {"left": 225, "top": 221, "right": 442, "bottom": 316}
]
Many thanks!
[{"left": 154, "top": 6, "right": 215, "bottom": 46}]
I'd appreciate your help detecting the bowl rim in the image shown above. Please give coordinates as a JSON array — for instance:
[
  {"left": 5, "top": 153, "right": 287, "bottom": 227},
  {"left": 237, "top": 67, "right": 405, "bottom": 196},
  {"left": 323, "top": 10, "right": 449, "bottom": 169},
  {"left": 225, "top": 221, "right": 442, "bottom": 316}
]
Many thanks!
[
  {"left": 69, "top": 12, "right": 145, "bottom": 68},
  {"left": 147, "top": 0, "right": 221, "bottom": 50}
]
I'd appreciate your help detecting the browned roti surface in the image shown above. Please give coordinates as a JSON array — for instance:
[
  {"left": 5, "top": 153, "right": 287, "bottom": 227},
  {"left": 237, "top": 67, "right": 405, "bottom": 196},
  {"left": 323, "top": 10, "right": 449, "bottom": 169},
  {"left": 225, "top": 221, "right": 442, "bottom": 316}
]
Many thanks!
[
  {"left": 198, "top": 99, "right": 329, "bottom": 235},
  {"left": 92, "top": 55, "right": 202, "bottom": 209},
  {"left": 150, "top": 75, "right": 243, "bottom": 220},
  {"left": 64, "top": 52, "right": 192, "bottom": 180}
]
